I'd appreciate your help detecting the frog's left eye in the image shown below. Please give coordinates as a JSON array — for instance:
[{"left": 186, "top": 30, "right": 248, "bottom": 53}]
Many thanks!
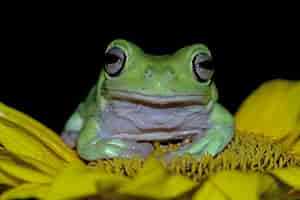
[
  {"left": 104, "top": 47, "right": 126, "bottom": 77},
  {"left": 192, "top": 53, "right": 214, "bottom": 83}
]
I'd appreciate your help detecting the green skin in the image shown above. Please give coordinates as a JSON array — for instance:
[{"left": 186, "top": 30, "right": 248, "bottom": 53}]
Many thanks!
[{"left": 61, "top": 39, "right": 234, "bottom": 161}]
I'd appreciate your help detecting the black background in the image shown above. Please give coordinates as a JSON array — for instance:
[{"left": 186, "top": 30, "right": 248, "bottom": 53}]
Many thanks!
[{"left": 1, "top": 5, "right": 299, "bottom": 134}]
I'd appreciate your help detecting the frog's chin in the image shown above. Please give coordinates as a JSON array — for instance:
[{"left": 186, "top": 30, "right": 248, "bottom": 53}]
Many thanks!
[{"left": 101, "top": 89, "right": 210, "bottom": 106}]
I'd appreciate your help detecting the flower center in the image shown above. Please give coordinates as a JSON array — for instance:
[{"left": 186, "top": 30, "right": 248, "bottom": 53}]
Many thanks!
[{"left": 88, "top": 131, "right": 300, "bottom": 183}]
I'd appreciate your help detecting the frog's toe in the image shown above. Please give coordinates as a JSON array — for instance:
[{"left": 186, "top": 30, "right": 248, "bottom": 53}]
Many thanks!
[
  {"left": 100, "top": 139, "right": 154, "bottom": 159},
  {"left": 120, "top": 141, "right": 154, "bottom": 159},
  {"left": 162, "top": 141, "right": 210, "bottom": 163},
  {"left": 61, "top": 131, "right": 78, "bottom": 148}
]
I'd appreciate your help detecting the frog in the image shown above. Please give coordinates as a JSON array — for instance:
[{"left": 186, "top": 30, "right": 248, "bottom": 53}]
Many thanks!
[{"left": 61, "top": 39, "right": 234, "bottom": 161}]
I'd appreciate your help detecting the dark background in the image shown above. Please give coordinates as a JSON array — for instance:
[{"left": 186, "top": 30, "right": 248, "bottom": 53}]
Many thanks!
[{"left": 1, "top": 7, "right": 299, "bottom": 134}]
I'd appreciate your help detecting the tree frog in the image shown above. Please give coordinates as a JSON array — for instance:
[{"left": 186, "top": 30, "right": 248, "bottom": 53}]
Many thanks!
[{"left": 61, "top": 39, "right": 234, "bottom": 161}]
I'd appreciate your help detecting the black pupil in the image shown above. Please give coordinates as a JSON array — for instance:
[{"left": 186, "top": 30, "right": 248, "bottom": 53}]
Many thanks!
[
  {"left": 193, "top": 55, "right": 214, "bottom": 82},
  {"left": 198, "top": 59, "right": 213, "bottom": 70},
  {"left": 105, "top": 53, "right": 120, "bottom": 65}
]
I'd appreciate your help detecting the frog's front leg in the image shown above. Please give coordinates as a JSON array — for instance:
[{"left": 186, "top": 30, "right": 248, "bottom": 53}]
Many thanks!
[
  {"left": 166, "top": 103, "right": 234, "bottom": 161},
  {"left": 77, "top": 117, "right": 154, "bottom": 160}
]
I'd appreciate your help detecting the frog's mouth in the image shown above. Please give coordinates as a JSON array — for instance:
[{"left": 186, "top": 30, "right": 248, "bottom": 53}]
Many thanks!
[
  {"left": 111, "top": 129, "right": 200, "bottom": 141},
  {"left": 101, "top": 89, "right": 210, "bottom": 106}
]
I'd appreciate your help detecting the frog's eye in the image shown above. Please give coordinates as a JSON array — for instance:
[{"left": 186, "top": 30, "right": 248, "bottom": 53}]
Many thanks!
[
  {"left": 192, "top": 53, "right": 214, "bottom": 83},
  {"left": 104, "top": 47, "right": 126, "bottom": 77}
]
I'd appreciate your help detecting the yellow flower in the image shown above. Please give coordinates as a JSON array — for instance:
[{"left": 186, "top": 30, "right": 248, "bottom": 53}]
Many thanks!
[
  {"left": 0, "top": 102, "right": 198, "bottom": 200},
  {"left": 235, "top": 79, "right": 300, "bottom": 150},
  {"left": 0, "top": 79, "right": 299, "bottom": 200}
]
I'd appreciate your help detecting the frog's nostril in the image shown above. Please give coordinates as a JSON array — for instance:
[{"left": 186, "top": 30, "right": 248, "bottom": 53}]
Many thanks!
[
  {"left": 144, "top": 69, "right": 153, "bottom": 79},
  {"left": 164, "top": 70, "right": 175, "bottom": 81},
  {"left": 167, "top": 70, "right": 174, "bottom": 78}
]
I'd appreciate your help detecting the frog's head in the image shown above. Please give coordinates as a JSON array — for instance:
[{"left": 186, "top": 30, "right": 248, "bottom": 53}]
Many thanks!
[{"left": 99, "top": 39, "right": 218, "bottom": 106}]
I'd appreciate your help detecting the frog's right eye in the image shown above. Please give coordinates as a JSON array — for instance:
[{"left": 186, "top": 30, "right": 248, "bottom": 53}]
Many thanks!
[
  {"left": 104, "top": 47, "right": 126, "bottom": 77},
  {"left": 192, "top": 53, "right": 214, "bottom": 83}
]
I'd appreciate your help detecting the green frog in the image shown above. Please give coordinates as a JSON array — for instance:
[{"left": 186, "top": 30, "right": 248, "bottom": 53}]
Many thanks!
[{"left": 61, "top": 39, "right": 234, "bottom": 161}]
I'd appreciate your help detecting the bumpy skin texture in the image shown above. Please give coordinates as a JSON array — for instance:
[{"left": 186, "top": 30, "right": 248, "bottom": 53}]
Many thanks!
[{"left": 61, "top": 39, "right": 234, "bottom": 161}]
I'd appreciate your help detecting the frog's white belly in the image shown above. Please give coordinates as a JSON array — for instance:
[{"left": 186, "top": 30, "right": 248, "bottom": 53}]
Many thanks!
[{"left": 99, "top": 100, "right": 212, "bottom": 141}]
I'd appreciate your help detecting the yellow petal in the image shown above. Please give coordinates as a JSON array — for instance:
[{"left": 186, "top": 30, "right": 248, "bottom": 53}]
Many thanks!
[
  {"left": 0, "top": 120, "right": 66, "bottom": 170},
  {"left": 46, "top": 163, "right": 129, "bottom": 200},
  {"left": 271, "top": 167, "right": 300, "bottom": 190},
  {"left": 0, "top": 151, "right": 52, "bottom": 183},
  {"left": 0, "top": 170, "right": 21, "bottom": 186},
  {"left": 192, "top": 180, "right": 228, "bottom": 200},
  {"left": 193, "top": 170, "right": 282, "bottom": 200},
  {"left": 0, "top": 151, "right": 23, "bottom": 186},
  {"left": 0, "top": 148, "right": 58, "bottom": 181},
  {"left": 14, "top": 154, "right": 59, "bottom": 177},
  {"left": 0, "top": 183, "right": 49, "bottom": 200},
  {"left": 235, "top": 79, "right": 300, "bottom": 147},
  {"left": 0, "top": 102, "right": 81, "bottom": 164},
  {"left": 118, "top": 156, "right": 198, "bottom": 199}
]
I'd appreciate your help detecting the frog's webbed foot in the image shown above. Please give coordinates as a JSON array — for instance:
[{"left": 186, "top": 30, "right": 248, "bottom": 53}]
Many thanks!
[
  {"left": 99, "top": 139, "right": 154, "bottom": 159},
  {"left": 77, "top": 117, "right": 154, "bottom": 160},
  {"left": 165, "top": 130, "right": 216, "bottom": 162},
  {"left": 79, "top": 138, "right": 154, "bottom": 161},
  {"left": 164, "top": 127, "right": 232, "bottom": 163},
  {"left": 163, "top": 103, "right": 235, "bottom": 163}
]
